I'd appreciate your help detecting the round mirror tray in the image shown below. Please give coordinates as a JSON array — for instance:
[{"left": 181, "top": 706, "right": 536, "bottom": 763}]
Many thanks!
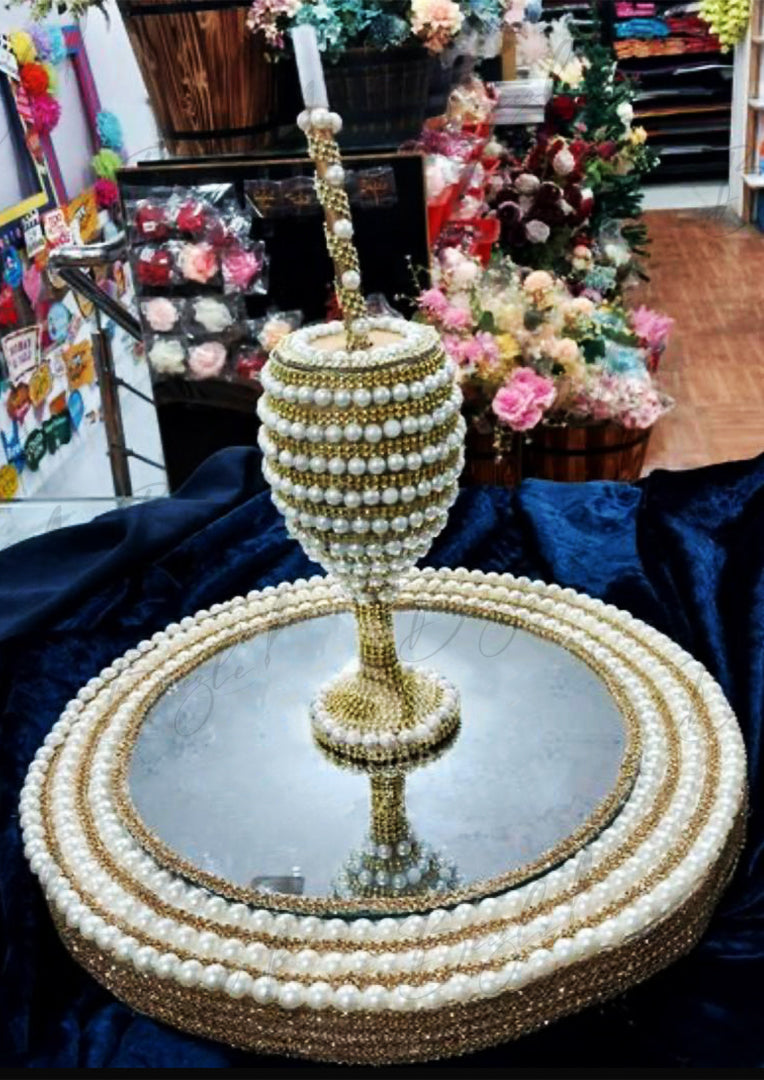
[{"left": 20, "top": 569, "right": 746, "bottom": 1064}]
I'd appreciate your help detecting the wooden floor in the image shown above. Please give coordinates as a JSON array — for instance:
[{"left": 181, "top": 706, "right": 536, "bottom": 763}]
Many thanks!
[{"left": 635, "top": 208, "right": 764, "bottom": 474}]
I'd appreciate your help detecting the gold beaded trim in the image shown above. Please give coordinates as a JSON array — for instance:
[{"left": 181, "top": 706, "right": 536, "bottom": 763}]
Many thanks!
[
  {"left": 306, "top": 127, "right": 369, "bottom": 351},
  {"left": 52, "top": 808, "right": 744, "bottom": 1065},
  {"left": 269, "top": 342, "right": 444, "bottom": 382}
]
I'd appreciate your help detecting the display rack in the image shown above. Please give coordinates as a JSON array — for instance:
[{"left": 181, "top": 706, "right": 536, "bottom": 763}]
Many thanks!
[{"left": 600, "top": 0, "right": 733, "bottom": 183}]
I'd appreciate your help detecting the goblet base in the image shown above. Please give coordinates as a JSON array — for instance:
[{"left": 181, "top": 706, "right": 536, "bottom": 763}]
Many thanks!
[{"left": 311, "top": 666, "right": 460, "bottom": 768}]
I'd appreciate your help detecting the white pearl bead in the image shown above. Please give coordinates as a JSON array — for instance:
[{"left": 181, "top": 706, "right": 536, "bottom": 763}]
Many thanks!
[
  {"left": 306, "top": 981, "right": 332, "bottom": 1008},
  {"left": 325, "top": 163, "right": 345, "bottom": 187},
  {"left": 279, "top": 981, "right": 304, "bottom": 1009},
  {"left": 342, "top": 269, "right": 361, "bottom": 290},
  {"left": 333, "top": 219, "right": 354, "bottom": 241},
  {"left": 225, "top": 970, "right": 253, "bottom": 998},
  {"left": 327, "top": 111, "right": 343, "bottom": 133},
  {"left": 251, "top": 975, "right": 278, "bottom": 1004}
]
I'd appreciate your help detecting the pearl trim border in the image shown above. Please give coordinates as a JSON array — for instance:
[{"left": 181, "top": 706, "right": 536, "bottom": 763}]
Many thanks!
[{"left": 20, "top": 570, "right": 746, "bottom": 1026}]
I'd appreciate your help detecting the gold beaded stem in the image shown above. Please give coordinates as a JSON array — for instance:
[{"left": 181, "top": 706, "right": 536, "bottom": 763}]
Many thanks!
[
  {"left": 370, "top": 773, "right": 407, "bottom": 845},
  {"left": 306, "top": 125, "right": 370, "bottom": 351}
]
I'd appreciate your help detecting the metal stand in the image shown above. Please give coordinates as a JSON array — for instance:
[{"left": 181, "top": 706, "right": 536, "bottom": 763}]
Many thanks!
[{"left": 49, "top": 237, "right": 164, "bottom": 499}]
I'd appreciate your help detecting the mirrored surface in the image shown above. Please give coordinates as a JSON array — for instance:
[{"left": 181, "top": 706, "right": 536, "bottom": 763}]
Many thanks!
[{"left": 130, "top": 609, "right": 630, "bottom": 913}]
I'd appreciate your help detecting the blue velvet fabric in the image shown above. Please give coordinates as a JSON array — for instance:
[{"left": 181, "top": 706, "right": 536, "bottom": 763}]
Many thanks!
[{"left": 1, "top": 447, "right": 763, "bottom": 1068}]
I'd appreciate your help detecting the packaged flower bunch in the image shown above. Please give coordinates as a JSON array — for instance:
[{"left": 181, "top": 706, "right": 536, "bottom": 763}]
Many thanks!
[
  {"left": 125, "top": 182, "right": 269, "bottom": 385},
  {"left": 247, "top": 0, "right": 512, "bottom": 59},
  {"left": 416, "top": 248, "right": 673, "bottom": 450}
]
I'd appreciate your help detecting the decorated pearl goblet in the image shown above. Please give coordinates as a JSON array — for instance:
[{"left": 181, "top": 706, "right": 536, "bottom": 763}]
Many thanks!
[{"left": 257, "top": 100, "right": 464, "bottom": 768}]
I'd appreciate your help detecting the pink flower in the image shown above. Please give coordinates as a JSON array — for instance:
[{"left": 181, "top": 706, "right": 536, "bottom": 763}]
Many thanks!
[
  {"left": 492, "top": 368, "right": 556, "bottom": 431},
  {"left": 222, "top": 246, "right": 262, "bottom": 291},
  {"left": 188, "top": 341, "right": 227, "bottom": 379},
  {"left": 178, "top": 242, "right": 218, "bottom": 284},
  {"left": 418, "top": 287, "right": 449, "bottom": 316},
  {"left": 143, "top": 297, "right": 179, "bottom": 332},
  {"left": 440, "top": 304, "right": 472, "bottom": 331},
  {"left": 630, "top": 305, "right": 674, "bottom": 353}
]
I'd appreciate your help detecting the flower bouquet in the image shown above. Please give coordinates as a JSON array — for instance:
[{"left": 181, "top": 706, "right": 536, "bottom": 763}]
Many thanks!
[{"left": 416, "top": 248, "right": 673, "bottom": 482}]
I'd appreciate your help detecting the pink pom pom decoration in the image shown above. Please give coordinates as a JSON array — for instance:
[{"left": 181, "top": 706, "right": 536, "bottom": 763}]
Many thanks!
[
  {"left": 32, "top": 92, "right": 61, "bottom": 135},
  {"left": 95, "top": 179, "right": 120, "bottom": 210}
]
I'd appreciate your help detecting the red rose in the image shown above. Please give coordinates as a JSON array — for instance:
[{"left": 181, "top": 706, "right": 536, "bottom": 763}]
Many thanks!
[
  {"left": 598, "top": 141, "right": 618, "bottom": 160},
  {"left": 176, "top": 198, "right": 207, "bottom": 236},
  {"left": 136, "top": 247, "right": 173, "bottom": 287},
  {"left": 20, "top": 62, "right": 49, "bottom": 98},
  {"left": 134, "top": 201, "right": 170, "bottom": 241},
  {"left": 236, "top": 349, "right": 266, "bottom": 381},
  {"left": 551, "top": 95, "right": 576, "bottom": 121}
]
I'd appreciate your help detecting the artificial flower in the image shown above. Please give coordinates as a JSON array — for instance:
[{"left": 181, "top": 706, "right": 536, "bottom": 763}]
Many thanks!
[
  {"left": 515, "top": 172, "right": 541, "bottom": 195},
  {"left": 492, "top": 367, "right": 556, "bottom": 430},
  {"left": 525, "top": 219, "right": 551, "bottom": 244},
  {"left": 411, "top": 0, "right": 464, "bottom": 52},
  {"left": 552, "top": 147, "right": 575, "bottom": 176},
  {"left": 176, "top": 198, "right": 208, "bottom": 236},
  {"left": 189, "top": 340, "right": 228, "bottom": 378},
  {"left": 143, "top": 297, "right": 179, "bottom": 332},
  {"left": 522, "top": 270, "right": 554, "bottom": 295},
  {"left": 222, "top": 246, "right": 262, "bottom": 291},
  {"left": 192, "top": 297, "right": 235, "bottom": 333},
  {"left": 616, "top": 101, "right": 634, "bottom": 127},
  {"left": 178, "top": 242, "right": 218, "bottom": 284},
  {"left": 149, "top": 339, "right": 185, "bottom": 375},
  {"left": 259, "top": 316, "right": 294, "bottom": 351},
  {"left": 418, "top": 287, "right": 449, "bottom": 316},
  {"left": 630, "top": 126, "right": 647, "bottom": 145},
  {"left": 134, "top": 201, "right": 170, "bottom": 240},
  {"left": 137, "top": 248, "right": 173, "bottom": 287},
  {"left": 630, "top": 305, "right": 674, "bottom": 352}
]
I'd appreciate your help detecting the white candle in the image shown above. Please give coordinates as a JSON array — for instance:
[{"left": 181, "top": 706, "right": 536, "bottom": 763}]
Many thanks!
[{"left": 291, "top": 25, "right": 329, "bottom": 109}]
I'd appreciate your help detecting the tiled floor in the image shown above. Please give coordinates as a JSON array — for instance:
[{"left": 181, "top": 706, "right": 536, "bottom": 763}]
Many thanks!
[{"left": 634, "top": 207, "right": 764, "bottom": 473}]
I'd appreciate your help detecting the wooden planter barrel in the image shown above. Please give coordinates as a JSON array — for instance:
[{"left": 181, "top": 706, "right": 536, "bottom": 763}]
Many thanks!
[
  {"left": 323, "top": 47, "right": 433, "bottom": 147},
  {"left": 461, "top": 428, "right": 521, "bottom": 487},
  {"left": 117, "top": 0, "right": 277, "bottom": 156},
  {"left": 521, "top": 422, "right": 652, "bottom": 483},
  {"left": 462, "top": 422, "right": 652, "bottom": 486}
]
